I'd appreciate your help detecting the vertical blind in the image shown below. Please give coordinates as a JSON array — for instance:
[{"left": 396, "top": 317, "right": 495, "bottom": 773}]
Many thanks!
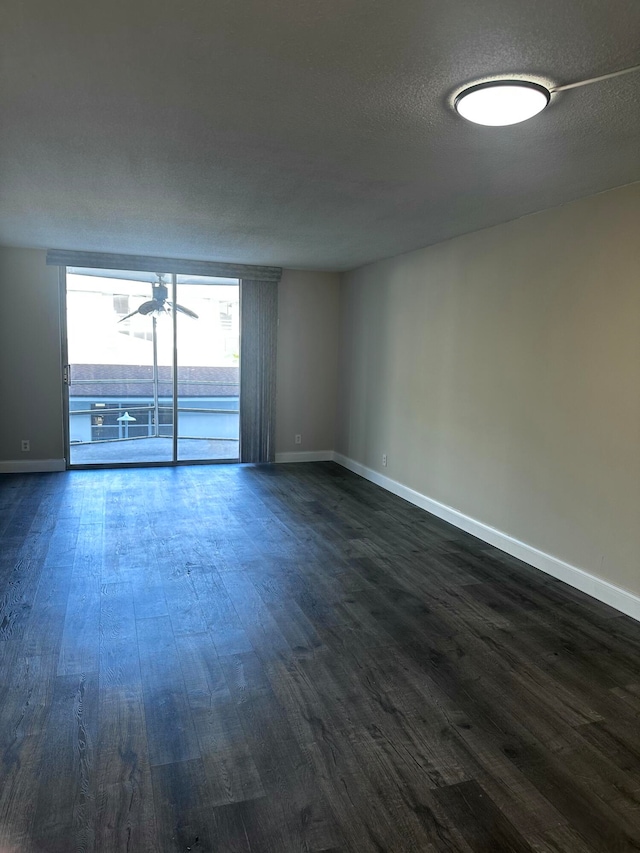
[{"left": 240, "top": 279, "right": 278, "bottom": 463}]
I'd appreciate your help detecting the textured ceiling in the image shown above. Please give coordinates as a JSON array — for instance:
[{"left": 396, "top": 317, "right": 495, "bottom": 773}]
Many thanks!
[{"left": 1, "top": 0, "right": 639, "bottom": 271}]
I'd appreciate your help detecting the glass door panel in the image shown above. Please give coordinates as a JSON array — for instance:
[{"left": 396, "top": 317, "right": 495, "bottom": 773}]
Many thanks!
[
  {"left": 175, "top": 275, "right": 240, "bottom": 462},
  {"left": 66, "top": 268, "right": 174, "bottom": 466}
]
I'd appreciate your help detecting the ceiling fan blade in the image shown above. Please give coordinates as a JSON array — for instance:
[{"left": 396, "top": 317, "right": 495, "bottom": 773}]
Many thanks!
[
  {"left": 118, "top": 308, "right": 141, "bottom": 323},
  {"left": 171, "top": 302, "right": 199, "bottom": 319},
  {"left": 138, "top": 300, "right": 163, "bottom": 315},
  {"left": 118, "top": 299, "right": 164, "bottom": 323}
]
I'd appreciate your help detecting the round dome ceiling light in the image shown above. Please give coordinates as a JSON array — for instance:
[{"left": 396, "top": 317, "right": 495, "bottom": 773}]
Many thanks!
[{"left": 454, "top": 80, "right": 551, "bottom": 126}]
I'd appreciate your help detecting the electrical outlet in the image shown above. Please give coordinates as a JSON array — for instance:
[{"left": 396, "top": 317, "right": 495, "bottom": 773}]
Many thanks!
[
  {"left": 21, "top": 439, "right": 30, "bottom": 452},
  {"left": 294, "top": 434, "right": 302, "bottom": 445},
  {"left": 382, "top": 453, "right": 387, "bottom": 467}
]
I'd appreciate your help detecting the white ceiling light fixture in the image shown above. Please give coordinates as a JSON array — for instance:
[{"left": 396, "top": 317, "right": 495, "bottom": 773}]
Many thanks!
[
  {"left": 454, "top": 81, "right": 550, "bottom": 126},
  {"left": 454, "top": 63, "right": 640, "bottom": 127}
]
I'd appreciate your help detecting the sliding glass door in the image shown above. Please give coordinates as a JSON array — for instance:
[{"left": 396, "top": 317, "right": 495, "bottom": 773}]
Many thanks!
[
  {"left": 64, "top": 267, "right": 239, "bottom": 467},
  {"left": 175, "top": 275, "right": 240, "bottom": 462}
]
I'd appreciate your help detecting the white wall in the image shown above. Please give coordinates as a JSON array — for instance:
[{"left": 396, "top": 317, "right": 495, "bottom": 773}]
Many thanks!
[
  {"left": 337, "top": 182, "right": 640, "bottom": 600},
  {"left": 0, "top": 248, "right": 65, "bottom": 467},
  {"left": 276, "top": 269, "right": 340, "bottom": 457}
]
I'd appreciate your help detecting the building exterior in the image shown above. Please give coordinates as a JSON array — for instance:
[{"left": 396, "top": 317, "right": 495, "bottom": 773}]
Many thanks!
[{"left": 69, "top": 364, "right": 239, "bottom": 444}]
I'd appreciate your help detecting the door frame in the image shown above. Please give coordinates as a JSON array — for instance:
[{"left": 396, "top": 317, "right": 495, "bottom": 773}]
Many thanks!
[{"left": 59, "top": 266, "right": 71, "bottom": 468}]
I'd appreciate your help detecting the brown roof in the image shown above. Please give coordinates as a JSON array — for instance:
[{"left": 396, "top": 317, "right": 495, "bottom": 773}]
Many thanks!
[{"left": 69, "top": 364, "right": 239, "bottom": 397}]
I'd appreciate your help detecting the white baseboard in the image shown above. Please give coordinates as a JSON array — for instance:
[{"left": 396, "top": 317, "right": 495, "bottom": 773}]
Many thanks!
[
  {"left": 0, "top": 458, "right": 66, "bottom": 474},
  {"left": 275, "top": 450, "right": 334, "bottom": 463},
  {"left": 333, "top": 452, "right": 640, "bottom": 623}
]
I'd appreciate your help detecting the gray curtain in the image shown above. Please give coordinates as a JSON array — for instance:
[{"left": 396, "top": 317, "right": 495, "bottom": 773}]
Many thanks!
[{"left": 240, "top": 279, "right": 278, "bottom": 463}]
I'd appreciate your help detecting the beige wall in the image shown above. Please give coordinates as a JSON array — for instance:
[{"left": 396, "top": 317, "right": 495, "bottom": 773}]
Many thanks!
[
  {"left": 276, "top": 269, "right": 340, "bottom": 454},
  {"left": 338, "top": 182, "right": 640, "bottom": 597},
  {"left": 0, "top": 248, "right": 340, "bottom": 466},
  {"left": 0, "top": 247, "right": 64, "bottom": 462}
]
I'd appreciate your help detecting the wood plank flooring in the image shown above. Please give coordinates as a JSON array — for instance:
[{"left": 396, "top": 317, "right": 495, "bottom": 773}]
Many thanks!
[{"left": 1, "top": 461, "right": 639, "bottom": 852}]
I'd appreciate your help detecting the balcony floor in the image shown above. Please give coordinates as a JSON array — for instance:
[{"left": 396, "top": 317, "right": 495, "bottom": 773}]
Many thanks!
[{"left": 69, "top": 436, "right": 239, "bottom": 466}]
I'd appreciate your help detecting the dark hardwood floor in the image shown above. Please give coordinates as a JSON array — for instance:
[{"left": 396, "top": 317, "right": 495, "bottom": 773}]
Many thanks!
[{"left": 1, "top": 461, "right": 640, "bottom": 852}]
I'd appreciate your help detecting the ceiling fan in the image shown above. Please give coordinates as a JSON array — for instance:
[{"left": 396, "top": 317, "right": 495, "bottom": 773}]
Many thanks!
[{"left": 118, "top": 274, "right": 199, "bottom": 323}]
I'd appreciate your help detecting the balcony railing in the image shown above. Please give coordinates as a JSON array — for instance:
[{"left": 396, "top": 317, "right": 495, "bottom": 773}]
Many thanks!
[{"left": 69, "top": 396, "right": 239, "bottom": 444}]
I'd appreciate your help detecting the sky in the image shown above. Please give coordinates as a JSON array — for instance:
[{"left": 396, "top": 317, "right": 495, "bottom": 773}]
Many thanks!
[{"left": 66, "top": 273, "right": 239, "bottom": 367}]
